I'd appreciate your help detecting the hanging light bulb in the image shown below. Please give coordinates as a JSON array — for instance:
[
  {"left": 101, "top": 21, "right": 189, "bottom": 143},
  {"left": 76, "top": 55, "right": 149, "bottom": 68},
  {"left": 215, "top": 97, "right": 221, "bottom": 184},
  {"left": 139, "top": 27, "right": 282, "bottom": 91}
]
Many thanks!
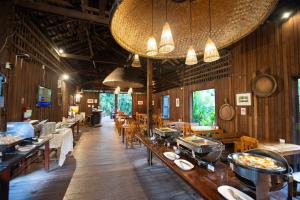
[
  {"left": 131, "top": 54, "right": 141, "bottom": 67},
  {"left": 204, "top": 37, "right": 220, "bottom": 62},
  {"left": 204, "top": 0, "right": 220, "bottom": 63},
  {"left": 159, "top": 0, "right": 174, "bottom": 54},
  {"left": 185, "top": 46, "right": 197, "bottom": 65},
  {"left": 185, "top": 0, "right": 198, "bottom": 65},
  {"left": 146, "top": 0, "right": 158, "bottom": 56},
  {"left": 128, "top": 87, "right": 133, "bottom": 95}
]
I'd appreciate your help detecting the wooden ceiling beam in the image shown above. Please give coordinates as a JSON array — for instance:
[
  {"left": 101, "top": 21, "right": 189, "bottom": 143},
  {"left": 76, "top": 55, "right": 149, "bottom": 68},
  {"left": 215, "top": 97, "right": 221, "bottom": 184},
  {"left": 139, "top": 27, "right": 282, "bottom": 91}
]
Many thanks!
[
  {"left": 15, "top": 0, "right": 109, "bottom": 24},
  {"left": 60, "top": 53, "right": 121, "bottom": 65}
]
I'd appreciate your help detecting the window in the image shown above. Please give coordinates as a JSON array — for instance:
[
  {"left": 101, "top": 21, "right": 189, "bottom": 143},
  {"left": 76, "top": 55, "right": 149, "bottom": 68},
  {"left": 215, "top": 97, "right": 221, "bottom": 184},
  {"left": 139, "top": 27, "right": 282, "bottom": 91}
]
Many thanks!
[
  {"left": 162, "top": 95, "right": 170, "bottom": 119},
  {"left": 118, "top": 93, "right": 132, "bottom": 116},
  {"left": 192, "top": 89, "right": 216, "bottom": 126},
  {"left": 100, "top": 93, "right": 115, "bottom": 117}
]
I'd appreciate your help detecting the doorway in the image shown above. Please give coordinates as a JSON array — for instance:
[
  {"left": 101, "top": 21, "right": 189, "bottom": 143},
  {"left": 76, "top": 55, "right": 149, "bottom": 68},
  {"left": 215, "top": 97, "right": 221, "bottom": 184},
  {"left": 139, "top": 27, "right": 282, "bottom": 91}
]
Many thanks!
[{"left": 118, "top": 93, "right": 132, "bottom": 116}]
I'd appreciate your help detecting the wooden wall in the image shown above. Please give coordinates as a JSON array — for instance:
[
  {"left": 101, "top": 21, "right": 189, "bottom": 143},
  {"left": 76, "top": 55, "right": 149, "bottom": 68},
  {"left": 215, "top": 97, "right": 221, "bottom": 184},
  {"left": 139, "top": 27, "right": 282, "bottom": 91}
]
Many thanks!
[
  {"left": 132, "top": 93, "right": 147, "bottom": 115},
  {"left": 153, "top": 11, "right": 300, "bottom": 143},
  {"left": 78, "top": 92, "right": 99, "bottom": 116},
  {"left": 0, "top": 4, "right": 75, "bottom": 122}
]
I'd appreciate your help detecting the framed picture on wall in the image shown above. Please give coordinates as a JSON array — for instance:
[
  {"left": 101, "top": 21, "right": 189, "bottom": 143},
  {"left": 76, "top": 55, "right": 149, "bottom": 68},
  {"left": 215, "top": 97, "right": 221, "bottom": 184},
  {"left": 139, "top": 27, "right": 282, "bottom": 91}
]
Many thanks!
[
  {"left": 138, "top": 101, "right": 143, "bottom": 105},
  {"left": 94, "top": 99, "right": 98, "bottom": 103},
  {"left": 236, "top": 93, "right": 252, "bottom": 106},
  {"left": 87, "top": 99, "right": 93, "bottom": 103}
]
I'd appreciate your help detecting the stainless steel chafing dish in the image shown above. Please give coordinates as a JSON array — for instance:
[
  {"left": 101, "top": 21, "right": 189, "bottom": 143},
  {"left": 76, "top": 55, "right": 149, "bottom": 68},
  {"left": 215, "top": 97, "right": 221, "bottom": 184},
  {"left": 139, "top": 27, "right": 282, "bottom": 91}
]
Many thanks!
[
  {"left": 153, "top": 127, "right": 180, "bottom": 144},
  {"left": 228, "top": 149, "right": 293, "bottom": 200},
  {"left": 176, "top": 135, "right": 224, "bottom": 166}
]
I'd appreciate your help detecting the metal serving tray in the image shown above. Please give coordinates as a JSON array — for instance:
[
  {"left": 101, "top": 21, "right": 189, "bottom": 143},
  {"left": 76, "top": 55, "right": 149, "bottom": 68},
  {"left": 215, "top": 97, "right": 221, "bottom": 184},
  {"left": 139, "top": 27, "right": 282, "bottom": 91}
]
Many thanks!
[
  {"left": 177, "top": 135, "right": 223, "bottom": 154},
  {"left": 154, "top": 128, "right": 180, "bottom": 137}
]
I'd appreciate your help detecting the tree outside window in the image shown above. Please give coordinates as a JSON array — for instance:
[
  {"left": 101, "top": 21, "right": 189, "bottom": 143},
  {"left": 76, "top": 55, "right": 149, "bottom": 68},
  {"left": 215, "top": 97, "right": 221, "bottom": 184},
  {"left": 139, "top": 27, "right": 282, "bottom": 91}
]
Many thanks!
[
  {"left": 192, "top": 89, "right": 216, "bottom": 126},
  {"left": 118, "top": 93, "right": 132, "bottom": 116}
]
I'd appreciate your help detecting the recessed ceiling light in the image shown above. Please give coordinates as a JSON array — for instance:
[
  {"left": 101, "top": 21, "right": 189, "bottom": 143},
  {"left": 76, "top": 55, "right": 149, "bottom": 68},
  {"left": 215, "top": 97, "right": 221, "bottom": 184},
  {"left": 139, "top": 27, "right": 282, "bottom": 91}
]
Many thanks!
[
  {"left": 58, "top": 49, "right": 64, "bottom": 54},
  {"left": 282, "top": 12, "right": 292, "bottom": 19}
]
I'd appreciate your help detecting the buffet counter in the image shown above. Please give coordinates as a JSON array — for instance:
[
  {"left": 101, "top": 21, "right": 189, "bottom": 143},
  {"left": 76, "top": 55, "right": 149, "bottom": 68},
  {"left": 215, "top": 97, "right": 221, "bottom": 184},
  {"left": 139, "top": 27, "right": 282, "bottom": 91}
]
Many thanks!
[{"left": 136, "top": 134, "right": 290, "bottom": 200}]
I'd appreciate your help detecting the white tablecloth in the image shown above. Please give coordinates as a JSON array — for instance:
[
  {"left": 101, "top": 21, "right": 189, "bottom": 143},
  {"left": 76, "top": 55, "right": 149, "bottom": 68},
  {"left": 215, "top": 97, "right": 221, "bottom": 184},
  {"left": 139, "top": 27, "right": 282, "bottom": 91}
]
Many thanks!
[{"left": 50, "top": 128, "right": 73, "bottom": 166}]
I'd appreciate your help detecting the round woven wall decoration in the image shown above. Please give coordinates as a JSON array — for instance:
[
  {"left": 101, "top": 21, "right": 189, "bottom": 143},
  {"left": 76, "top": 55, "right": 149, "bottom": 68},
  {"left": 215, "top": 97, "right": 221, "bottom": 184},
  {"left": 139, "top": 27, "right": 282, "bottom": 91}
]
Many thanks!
[
  {"left": 251, "top": 73, "right": 277, "bottom": 97},
  {"left": 219, "top": 98, "right": 235, "bottom": 121},
  {"left": 110, "top": 0, "right": 278, "bottom": 59}
]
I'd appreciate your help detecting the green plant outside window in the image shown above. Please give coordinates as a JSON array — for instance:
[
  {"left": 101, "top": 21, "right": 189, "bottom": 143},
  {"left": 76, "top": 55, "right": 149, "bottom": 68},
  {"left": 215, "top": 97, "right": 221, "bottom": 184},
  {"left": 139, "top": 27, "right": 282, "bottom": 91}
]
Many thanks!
[
  {"left": 118, "top": 93, "right": 132, "bottom": 116},
  {"left": 192, "top": 89, "right": 216, "bottom": 126}
]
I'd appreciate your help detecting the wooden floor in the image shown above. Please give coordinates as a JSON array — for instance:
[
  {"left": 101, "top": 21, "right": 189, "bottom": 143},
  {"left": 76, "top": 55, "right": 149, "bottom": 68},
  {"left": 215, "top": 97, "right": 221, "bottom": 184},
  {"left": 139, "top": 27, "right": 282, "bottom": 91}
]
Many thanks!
[{"left": 9, "top": 120, "right": 203, "bottom": 200}]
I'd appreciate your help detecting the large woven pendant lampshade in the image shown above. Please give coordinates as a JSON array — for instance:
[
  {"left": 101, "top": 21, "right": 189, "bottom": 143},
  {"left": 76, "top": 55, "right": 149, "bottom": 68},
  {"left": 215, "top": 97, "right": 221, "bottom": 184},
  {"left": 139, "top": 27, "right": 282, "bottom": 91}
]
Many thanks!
[
  {"left": 103, "top": 67, "right": 144, "bottom": 88},
  {"left": 110, "top": 0, "right": 277, "bottom": 59}
]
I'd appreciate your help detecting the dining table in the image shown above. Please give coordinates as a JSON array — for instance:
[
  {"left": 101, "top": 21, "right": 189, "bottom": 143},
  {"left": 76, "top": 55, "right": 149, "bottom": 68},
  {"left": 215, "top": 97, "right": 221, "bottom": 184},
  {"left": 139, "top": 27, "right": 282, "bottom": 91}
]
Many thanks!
[
  {"left": 258, "top": 141, "right": 300, "bottom": 156},
  {"left": 191, "top": 125, "right": 224, "bottom": 135}
]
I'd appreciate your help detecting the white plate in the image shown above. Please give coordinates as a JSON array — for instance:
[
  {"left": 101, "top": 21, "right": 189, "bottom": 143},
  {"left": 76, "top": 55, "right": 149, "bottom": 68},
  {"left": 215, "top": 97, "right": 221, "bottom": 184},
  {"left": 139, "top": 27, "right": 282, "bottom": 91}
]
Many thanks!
[
  {"left": 163, "top": 152, "right": 180, "bottom": 161},
  {"left": 217, "top": 185, "right": 254, "bottom": 200},
  {"left": 174, "top": 159, "right": 194, "bottom": 171},
  {"left": 17, "top": 145, "right": 36, "bottom": 152}
]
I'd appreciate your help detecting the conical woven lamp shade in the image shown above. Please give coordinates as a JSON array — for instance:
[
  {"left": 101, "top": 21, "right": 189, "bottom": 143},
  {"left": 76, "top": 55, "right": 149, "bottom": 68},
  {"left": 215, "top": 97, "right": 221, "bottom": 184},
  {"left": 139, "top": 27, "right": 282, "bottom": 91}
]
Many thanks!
[
  {"left": 159, "top": 22, "right": 175, "bottom": 54},
  {"left": 185, "top": 46, "right": 197, "bottom": 65},
  {"left": 103, "top": 67, "right": 144, "bottom": 88},
  {"left": 146, "top": 36, "right": 158, "bottom": 56},
  {"left": 110, "top": 0, "right": 277, "bottom": 59},
  {"left": 204, "top": 37, "right": 220, "bottom": 63},
  {"left": 131, "top": 54, "right": 141, "bottom": 67}
]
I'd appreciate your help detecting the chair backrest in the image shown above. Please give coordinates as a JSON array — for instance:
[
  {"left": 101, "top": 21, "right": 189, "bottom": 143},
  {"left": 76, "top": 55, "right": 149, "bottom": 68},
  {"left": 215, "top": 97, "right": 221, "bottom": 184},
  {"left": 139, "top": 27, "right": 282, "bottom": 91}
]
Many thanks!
[
  {"left": 240, "top": 136, "right": 258, "bottom": 151},
  {"left": 183, "top": 123, "right": 192, "bottom": 136}
]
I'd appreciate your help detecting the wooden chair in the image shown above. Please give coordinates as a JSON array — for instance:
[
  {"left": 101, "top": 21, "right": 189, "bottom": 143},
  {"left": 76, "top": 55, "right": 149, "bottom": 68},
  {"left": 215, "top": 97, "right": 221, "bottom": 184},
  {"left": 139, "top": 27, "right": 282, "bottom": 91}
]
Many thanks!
[
  {"left": 115, "top": 119, "right": 123, "bottom": 136},
  {"left": 183, "top": 123, "right": 192, "bottom": 136},
  {"left": 125, "top": 122, "right": 141, "bottom": 148},
  {"left": 234, "top": 136, "right": 259, "bottom": 152}
]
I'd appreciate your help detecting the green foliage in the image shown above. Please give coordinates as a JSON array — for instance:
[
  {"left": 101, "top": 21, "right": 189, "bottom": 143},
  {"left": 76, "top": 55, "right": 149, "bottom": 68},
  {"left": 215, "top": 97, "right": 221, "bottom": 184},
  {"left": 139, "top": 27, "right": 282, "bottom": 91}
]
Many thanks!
[
  {"left": 192, "top": 89, "right": 216, "bottom": 126},
  {"left": 100, "top": 93, "right": 114, "bottom": 117},
  {"left": 118, "top": 93, "right": 132, "bottom": 116}
]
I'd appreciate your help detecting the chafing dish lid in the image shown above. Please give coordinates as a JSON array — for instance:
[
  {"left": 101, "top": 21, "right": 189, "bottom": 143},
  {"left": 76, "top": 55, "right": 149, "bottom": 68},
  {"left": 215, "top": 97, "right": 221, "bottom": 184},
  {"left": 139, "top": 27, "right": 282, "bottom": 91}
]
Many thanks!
[
  {"left": 178, "top": 135, "right": 219, "bottom": 146},
  {"left": 155, "top": 127, "right": 177, "bottom": 133}
]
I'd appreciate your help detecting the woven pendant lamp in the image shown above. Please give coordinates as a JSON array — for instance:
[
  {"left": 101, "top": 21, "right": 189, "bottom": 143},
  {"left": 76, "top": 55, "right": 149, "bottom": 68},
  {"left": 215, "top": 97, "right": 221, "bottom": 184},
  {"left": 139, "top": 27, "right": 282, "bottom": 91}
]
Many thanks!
[
  {"left": 131, "top": 54, "right": 141, "bottom": 67},
  {"left": 147, "top": 36, "right": 158, "bottom": 56},
  {"left": 110, "top": 0, "right": 277, "bottom": 59},
  {"left": 203, "top": 0, "right": 220, "bottom": 63},
  {"left": 128, "top": 87, "right": 133, "bottom": 95},
  {"left": 159, "top": 0, "right": 174, "bottom": 54},
  {"left": 185, "top": 0, "right": 197, "bottom": 65},
  {"left": 204, "top": 37, "right": 220, "bottom": 62},
  {"left": 185, "top": 46, "right": 197, "bottom": 65},
  {"left": 146, "top": 0, "right": 158, "bottom": 56},
  {"left": 159, "top": 22, "right": 175, "bottom": 54},
  {"left": 103, "top": 67, "right": 144, "bottom": 88}
]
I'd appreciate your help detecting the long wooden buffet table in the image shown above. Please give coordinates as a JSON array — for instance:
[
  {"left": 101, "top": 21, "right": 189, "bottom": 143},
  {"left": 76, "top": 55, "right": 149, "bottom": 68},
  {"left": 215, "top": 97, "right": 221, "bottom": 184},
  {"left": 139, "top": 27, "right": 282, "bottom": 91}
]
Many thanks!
[
  {"left": 0, "top": 135, "right": 52, "bottom": 200},
  {"left": 136, "top": 134, "right": 289, "bottom": 200}
]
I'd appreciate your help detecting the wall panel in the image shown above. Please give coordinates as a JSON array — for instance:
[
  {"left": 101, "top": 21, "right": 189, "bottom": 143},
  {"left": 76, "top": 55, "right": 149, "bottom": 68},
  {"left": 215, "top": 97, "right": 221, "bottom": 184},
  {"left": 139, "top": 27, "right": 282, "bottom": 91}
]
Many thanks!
[{"left": 153, "top": 11, "right": 300, "bottom": 142}]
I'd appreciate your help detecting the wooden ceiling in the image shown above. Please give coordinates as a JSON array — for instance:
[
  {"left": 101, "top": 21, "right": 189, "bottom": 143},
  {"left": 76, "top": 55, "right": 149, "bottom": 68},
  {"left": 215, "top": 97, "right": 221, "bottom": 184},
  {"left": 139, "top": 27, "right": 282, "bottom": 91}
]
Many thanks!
[{"left": 14, "top": 0, "right": 300, "bottom": 92}]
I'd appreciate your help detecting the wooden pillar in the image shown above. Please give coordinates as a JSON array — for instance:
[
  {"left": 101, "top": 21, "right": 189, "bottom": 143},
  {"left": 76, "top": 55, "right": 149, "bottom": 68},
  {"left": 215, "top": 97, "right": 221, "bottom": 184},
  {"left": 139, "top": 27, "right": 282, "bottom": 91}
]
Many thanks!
[
  {"left": 114, "top": 94, "right": 118, "bottom": 120},
  {"left": 147, "top": 58, "right": 153, "bottom": 165}
]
